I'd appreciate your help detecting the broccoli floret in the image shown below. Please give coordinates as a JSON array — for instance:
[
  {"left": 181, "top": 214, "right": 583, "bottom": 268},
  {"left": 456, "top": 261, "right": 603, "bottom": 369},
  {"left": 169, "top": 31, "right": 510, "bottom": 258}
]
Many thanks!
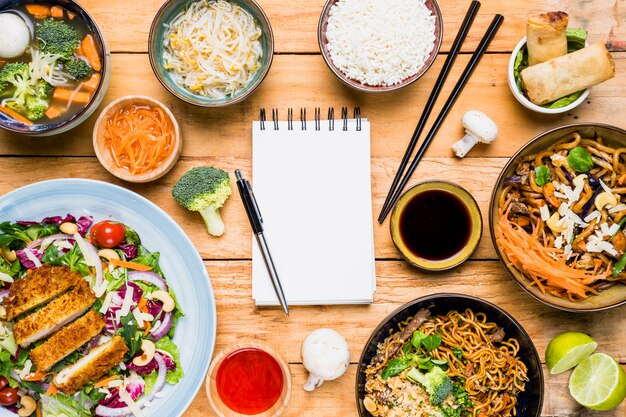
[
  {"left": 35, "top": 18, "right": 79, "bottom": 60},
  {"left": 0, "top": 62, "right": 30, "bottom": 97},
  {"left": 172, "top": 166, "right": 232, "bottom": 237},
  {"left": 25, "top": 96, "right": 48, "bottom": 121},
  {"left": 407, "top": 366, "right": 453, "bottom": 405},
  {"left": 64, "top": 58, "right": 92, "bottom": 80},
  {"left": 35, "top": 80, "right": 53, "bottom": 99}
]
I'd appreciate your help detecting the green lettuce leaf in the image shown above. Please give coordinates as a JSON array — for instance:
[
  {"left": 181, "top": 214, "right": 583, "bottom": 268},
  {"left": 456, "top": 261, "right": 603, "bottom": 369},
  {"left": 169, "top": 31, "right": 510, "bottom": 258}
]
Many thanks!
[{"left": 41, "top": 393, "right": 93, "bottom": 417}]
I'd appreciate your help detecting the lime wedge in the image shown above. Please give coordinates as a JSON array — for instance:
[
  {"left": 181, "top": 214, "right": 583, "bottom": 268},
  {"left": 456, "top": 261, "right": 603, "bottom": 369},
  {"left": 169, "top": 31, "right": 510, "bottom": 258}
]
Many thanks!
[
  {"left": 569, "top": 353, "right": 626, "bottom": 410},
  {"left": 545, "top": 332, "right": 597, "bottom": 374}
]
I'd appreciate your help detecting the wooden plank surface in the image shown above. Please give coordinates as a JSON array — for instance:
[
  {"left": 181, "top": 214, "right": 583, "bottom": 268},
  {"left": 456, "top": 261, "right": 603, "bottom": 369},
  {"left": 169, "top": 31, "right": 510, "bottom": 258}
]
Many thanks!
[
  {"left": 77, "top": 0, "right": 626, "bottom": 54},
  {"left": 0, "top": 0, "right": 625, "bottom": 416}
]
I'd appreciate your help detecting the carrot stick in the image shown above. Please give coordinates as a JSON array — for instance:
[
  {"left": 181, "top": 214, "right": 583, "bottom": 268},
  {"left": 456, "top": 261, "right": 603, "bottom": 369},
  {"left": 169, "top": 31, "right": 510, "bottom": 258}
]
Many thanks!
[
  {"left": 25, "top": 4, "right": 50, "bottom": 18},
  {"left": 94, "top": 375, "right": 119, "bottom": 388},
  {"left": 45, "top": 384, "right": 58, "bottom": 396},
  {"left": 45, "top": 105, "right": 64, "bottom": 120},
  {"left": 75, "top": 43, "right": 85, "bottom": 58},
  {"left": 50, "top": 5, "right": 64, "bottom": 18},
  {"left": 0, "top": 106, "right": 33, "bottom": 126},
  {"left": 109, "top": 258, "right": 152, "bottom": 271},
  {"left": 81, "top": 35, "right": 101, "bottom": 71},
  {"left": 36, "top": 403, "right": 42, "bottom": 417},
  {"left": 22, "top": 371, "right": 47, "bottom": 381},
  {"left": 83, "top": 73, "right": 101, "bottom": 91},
  {"left": 52, "top": 88, "right": 90, "bottom": 104}
]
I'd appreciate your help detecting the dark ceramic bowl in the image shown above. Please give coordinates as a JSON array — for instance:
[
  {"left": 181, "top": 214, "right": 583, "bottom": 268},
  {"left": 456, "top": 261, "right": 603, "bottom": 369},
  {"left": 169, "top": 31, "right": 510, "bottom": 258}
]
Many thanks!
[
  {"left": 0, "top": 0, "right": 110, "bottom": 136},
  {"left": 149, "top": 0, "right": 274, "bottom": 107},
  {"left": 356, "top": 294, "right": 544, "bottom": 417},
  {"left": 318, "top": 0, "right": 442, "bottom": 92},
  {"left": 490, "top": 123, "right": 626, "bottom": 312}
]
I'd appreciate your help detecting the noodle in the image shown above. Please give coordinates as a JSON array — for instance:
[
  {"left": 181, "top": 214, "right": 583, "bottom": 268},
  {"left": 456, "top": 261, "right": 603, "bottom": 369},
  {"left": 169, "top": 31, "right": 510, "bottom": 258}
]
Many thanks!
[
  {"left": 497, "top": 131, "right": 626, "bottom": 300},
  {"left": 364, "top": 309, "right": 528, "bottom": 417}
]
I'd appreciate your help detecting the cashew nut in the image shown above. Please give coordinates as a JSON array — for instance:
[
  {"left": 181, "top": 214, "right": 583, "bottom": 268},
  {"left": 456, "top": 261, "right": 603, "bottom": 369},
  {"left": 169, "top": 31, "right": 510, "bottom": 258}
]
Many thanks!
[
  {"left": 546, "top": 212, "right": 564, "bottom": 234},
  {"left": 59, "top": 222, "right": 78, "bottom": 235},
  {"left": 0, "top": 247, "right": 16, "bottom": 262},
  {"left": 17, "top": 395, "right": 36, "bottom": 417},
  {"left": 132, "top": 339, "right": 156, "bottom": 366},
  {"left": 98, "top": 249, "right": 120, "bottom": 262},
  {"left": 595, "top": 192, "right": 619, "bottom": 211},
  {"left": 151, "top": 290, "right": 175, "bottom": 312}
]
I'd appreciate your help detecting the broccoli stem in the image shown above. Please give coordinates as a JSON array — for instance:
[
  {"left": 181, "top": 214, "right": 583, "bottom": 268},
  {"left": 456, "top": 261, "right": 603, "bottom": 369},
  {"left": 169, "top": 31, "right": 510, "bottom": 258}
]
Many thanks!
[{"left": 199, "top": 204, "right": 225, "bottom": 237}]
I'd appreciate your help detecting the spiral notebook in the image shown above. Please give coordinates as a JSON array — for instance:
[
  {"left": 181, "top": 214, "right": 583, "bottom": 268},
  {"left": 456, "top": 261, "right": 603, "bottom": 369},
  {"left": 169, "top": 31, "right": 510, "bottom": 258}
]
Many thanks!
[{"left": 252, "top": 107, "right": 376, "bottom": 305}]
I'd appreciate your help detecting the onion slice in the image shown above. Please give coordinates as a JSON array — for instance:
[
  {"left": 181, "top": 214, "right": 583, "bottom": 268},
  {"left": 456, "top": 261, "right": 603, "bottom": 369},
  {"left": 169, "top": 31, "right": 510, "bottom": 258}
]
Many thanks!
[
  {"left": 149, "top": 311, "right": 172, "bottom": 341},
  {"left": 73, "top": 233, "right": 104, "bottom": 288},
  {"left": 26, "top": 233, "right": 73, "bottom": 251},
  {"left": 95, "top": 354, "right": 167, "bottom": 417},
  {"left": 128, "top": 271, "right": 168, "bottom": 291}
]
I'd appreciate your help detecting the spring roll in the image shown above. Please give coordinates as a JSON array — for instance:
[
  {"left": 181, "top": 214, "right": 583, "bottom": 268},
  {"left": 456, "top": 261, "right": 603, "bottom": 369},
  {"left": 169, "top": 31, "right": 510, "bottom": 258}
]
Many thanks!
[
  {"left": 527, "top": 12, "right": 569, "bottom": 66},
  {"left": 521, "top": 42, "right": 615, "bottom": 105}
]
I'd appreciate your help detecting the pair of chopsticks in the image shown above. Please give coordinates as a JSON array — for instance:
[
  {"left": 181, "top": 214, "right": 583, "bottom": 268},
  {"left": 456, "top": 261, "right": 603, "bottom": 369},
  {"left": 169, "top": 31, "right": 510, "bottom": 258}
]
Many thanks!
[{"left": 378, "top": 2, "right": 504, "bottom": 223}]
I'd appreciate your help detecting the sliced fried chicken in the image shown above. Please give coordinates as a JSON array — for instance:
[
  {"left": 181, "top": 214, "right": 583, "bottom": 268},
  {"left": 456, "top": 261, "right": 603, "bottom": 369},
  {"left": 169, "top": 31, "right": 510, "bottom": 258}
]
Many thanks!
[
  {"left": 54, "top": 335, "right": 128, "bottom": 395},
  {"left": 2, "top": 264, "right": 81, "bottom": 320},
  {"left": 30, "top": 310, "right": 106, "bottom": 372},
  {"left": 13, "top": 280, "right": 96, "bottom": 347}
]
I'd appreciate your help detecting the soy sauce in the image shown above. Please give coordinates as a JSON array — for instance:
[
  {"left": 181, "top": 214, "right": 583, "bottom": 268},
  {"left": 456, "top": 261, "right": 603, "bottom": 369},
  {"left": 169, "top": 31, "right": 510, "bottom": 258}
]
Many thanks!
[
  {"left": 216, "top": 348, "right": 284, "bottom": 415},
  {"left": 399, "top": 189, "right": 471, "bottom": 261}
]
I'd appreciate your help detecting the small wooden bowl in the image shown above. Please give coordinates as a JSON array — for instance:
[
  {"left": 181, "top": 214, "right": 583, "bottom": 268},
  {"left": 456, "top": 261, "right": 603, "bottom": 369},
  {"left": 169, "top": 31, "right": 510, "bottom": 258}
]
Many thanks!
[{"left": 93, "top": 95, "right": 182, "bottom": 183}]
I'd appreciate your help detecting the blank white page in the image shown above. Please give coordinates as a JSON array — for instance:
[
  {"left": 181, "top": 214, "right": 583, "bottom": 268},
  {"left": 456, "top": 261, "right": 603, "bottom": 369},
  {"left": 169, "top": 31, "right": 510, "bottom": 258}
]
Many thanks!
[{"left": 252, "top": 118, "right": 375, "bottom": 305}]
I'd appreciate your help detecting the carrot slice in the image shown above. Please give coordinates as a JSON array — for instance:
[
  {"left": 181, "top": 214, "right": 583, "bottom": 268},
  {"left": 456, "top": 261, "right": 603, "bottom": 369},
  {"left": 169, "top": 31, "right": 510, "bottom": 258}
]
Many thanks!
[
  {"left": 67, "top": 10, "right": 76, "bottom": 20},
  {"left": 25, "top": 4, "right": 50, "bottom": 18},
  {"left": 45, "top": 105, "right": 64, "bottom": 120},
  {"left": 52, "top": 88, "right": 91, "bottom": 104},
  {"left": 50, "top": 5, "right": 64, "bottom": 18},
  {"left": 94, "top": 375, "right": 119, "bottom": 388},
  {"left": 0, "top": 106, "right": 33, "bottom": 126},
  {"left": 110, "top": 259, "right": 152, "bottom": 271},
  {"left": 83, "top": 73, "right": 101, "bottom": 91},
  {"left": 143, "top": 321, "right": 151, "bottom": 336},
  {"left": 81, "top": 35, "right": 101, "bottom": 71},
  {"left": 22, "top": 371, "right": 47, "bottom": 381},
  {"left": 45, "top": 384, "right": 58, "bottom": 396}
]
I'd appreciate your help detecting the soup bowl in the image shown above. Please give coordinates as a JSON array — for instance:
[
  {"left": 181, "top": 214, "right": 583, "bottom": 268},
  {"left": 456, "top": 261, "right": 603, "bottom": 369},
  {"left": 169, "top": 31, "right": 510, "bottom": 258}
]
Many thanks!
[
  {"left": 0, "top": 0, "right": 111, "bottom": 136},
  {"left": 356, "top": 294, "right": 544, "bottom": 417}
]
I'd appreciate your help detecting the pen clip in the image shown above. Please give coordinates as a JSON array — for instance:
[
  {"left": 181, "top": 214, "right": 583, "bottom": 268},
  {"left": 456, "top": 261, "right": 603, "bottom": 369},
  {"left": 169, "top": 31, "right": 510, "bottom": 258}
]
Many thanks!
[{"left": 246, "top": 180, "right": 263, "bottom": 224}]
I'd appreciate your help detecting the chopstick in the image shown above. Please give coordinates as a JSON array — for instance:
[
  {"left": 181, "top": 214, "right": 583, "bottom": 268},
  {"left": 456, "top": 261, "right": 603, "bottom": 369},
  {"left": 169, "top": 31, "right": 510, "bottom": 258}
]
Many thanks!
[
  {"left": 378, "top": 14, "right": 505, "bottom": 223},
  {"left": 378, "top": 0, "right": 481, "bottom": 222}
]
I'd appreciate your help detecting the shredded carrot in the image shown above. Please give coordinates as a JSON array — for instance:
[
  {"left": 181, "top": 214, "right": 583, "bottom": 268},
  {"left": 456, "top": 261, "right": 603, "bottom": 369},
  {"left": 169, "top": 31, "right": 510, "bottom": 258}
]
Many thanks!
[
  {"left": 25, "top": 4, "right": 50, "bottom": 18},
  {"left": 94, "top": 375, "right": 119, "bottom": 388},
  {"left": 102, "top": 104, "right": 176, "bottom": 176},
  {"left": 110, "top": 258, "right": 152, "bottom": 271},
  {"left": 138, "top": 298, "right": 148, "bottom": 312},
  {"left": 50, "top": 5, "right": 64, "bottom": 18},
  {"left": 45, "top": 384, "right": 58, "bottom": 397},
  {"left": 515, "top": 217, "right": 530, "bottom": 227},
  {"left": 143, "top": 321, "right": 151, "bottom": 336},
  {"left": 83, "top": 73, "right": 101, "bottom": 91},
  {"left": 496, "top": 204, "right": 608, "bottom": 299},
  {"left": 81, "top": 35, "right": 101, "bottom": 71},
  {"left": 0, "top": 106, "right": 33, "bottom": 126},
  {"left": 22, "top": 371, "right": 47, "bottom": 381}
]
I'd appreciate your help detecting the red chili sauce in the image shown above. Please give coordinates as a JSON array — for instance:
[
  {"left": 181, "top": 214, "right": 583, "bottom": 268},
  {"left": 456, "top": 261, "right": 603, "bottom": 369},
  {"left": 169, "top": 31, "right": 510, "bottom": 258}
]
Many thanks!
[{"left": 216, "top": 348, "right": 284, "bottom": 415}]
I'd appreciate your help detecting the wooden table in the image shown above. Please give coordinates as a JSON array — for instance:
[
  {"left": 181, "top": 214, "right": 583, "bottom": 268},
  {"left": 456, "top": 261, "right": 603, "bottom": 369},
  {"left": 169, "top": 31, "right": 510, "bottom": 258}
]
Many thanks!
[{"left": 1, "top": 0, "right": 625, "bottom": 416}]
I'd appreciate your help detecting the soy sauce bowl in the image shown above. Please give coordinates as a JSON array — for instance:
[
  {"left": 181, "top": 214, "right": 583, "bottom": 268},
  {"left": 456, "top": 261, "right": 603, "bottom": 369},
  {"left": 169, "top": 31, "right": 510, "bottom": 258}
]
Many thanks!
[{"left": 390, "top": 181, "right": 482, "bottom": 271}]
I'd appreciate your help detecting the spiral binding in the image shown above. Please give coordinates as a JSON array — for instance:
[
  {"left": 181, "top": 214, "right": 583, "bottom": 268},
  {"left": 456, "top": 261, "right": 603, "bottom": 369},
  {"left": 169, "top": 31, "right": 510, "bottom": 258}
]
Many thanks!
[{"left": 259, "top": 107, "right": 362, "bottom": 131}]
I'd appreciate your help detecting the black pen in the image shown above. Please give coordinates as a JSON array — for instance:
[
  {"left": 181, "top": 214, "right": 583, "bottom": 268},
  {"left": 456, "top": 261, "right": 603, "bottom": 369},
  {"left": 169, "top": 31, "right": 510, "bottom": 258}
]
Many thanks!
[{"left": 235, "top": 170, "right": 289, "bottom": 316}]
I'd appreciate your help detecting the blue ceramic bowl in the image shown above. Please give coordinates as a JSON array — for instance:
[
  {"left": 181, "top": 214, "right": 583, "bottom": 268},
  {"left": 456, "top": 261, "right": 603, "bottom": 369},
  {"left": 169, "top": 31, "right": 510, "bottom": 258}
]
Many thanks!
[
  {"left": 0, "top": 0, "right": 110, "bottom": 136},
  {"left": 148, "top": 0, "right": 274, "bottom": 107}
]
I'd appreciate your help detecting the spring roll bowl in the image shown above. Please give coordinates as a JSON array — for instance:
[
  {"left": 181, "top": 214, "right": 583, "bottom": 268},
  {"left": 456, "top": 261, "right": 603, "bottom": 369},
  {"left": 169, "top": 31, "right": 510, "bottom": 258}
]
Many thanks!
[
  {"left": 489, "top": 124, "right": 626, "bottom": 312},
  {"left": 507, "top": 37, "right": 590, "bottom": 115}
]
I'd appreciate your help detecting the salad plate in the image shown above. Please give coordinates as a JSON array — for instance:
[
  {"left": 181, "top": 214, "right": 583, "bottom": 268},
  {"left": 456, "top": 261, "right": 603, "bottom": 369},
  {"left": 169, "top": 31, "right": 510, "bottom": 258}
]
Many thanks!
[{"left": 0, "top": 178, "right": 216, "bottom": 417}]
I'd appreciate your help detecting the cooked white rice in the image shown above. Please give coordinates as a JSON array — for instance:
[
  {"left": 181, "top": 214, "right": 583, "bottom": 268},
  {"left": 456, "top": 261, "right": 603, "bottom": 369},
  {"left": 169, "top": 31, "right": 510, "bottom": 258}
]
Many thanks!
[{"left": 325, "top": 0, "right": 437, "bottom": 87}]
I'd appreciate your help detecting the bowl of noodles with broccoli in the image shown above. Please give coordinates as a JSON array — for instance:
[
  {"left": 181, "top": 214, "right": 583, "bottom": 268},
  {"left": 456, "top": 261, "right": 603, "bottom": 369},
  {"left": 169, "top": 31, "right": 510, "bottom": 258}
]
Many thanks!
[{"left": 356, "top": 293, "right": 543, "bottom": 417}]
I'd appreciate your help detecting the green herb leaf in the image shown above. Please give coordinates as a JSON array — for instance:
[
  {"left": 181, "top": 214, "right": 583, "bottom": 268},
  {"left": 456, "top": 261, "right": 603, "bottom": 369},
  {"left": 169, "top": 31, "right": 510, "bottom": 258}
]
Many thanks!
[
  {"left": 534, "top": 165, "right": 551, "bottom": 186},
  {"left": 381, "top": 358, "right": 411, "bottom": 380},
  {"left": 411, "top": 330, "right": 426, "bottom": 349},
  {"left": 416, "top": 356, "right": 435, "bottom": 371},
  {"left": 401, "top": 342, "right": 412, "bottom": 357},
  {"left": 452, "top": 347, "right": 463, "bottom": 360},
  {"left": 421, "top": 334, "right": 442, "bottom": 352},
  {"left": 568, "top": 147, "right": 594, "bottom": 172},
  {"left": 431, "top": 359, "right": 448, "bottom": 366}
]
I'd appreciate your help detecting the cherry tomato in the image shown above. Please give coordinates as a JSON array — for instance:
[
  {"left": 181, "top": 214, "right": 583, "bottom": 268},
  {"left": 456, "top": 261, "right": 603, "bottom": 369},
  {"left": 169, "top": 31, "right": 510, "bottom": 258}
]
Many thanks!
[
  {"left": 0, "top": 387, "right": 18, "bottom": 406},
  {"left": 90, "top": 220, "right": 125, "bottom": 248},
  {"left": 0, "top": 376, "right": 7, "bottom": 391}
]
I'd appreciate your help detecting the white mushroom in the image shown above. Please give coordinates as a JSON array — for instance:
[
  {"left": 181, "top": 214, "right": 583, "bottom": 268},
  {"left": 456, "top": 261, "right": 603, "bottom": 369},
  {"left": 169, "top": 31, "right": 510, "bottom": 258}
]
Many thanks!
[
  {"left": 0, "top": 13, "right": 30, "bottom": 59},
  {"left": 301, "top": 328, "right": 350, "bottom": 391},
  {"left": 451, "top": 110, "right": 498, "bottom": 158}
]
